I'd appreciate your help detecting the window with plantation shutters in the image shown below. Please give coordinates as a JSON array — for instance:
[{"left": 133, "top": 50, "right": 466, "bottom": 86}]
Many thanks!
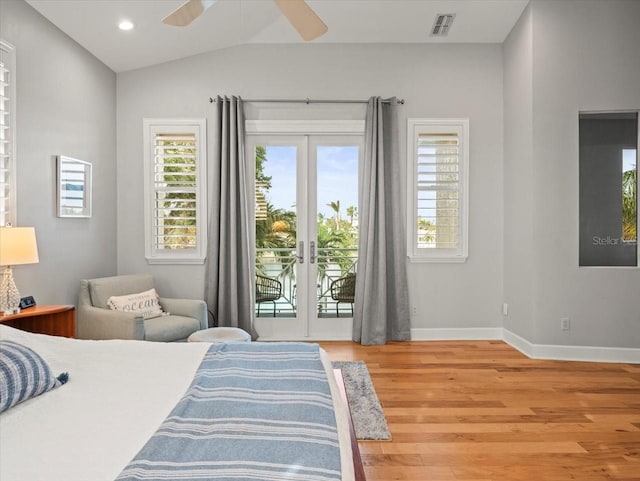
[
  {"left": 143, "top": 119, "right": 206, "bottom": 264},
  {"left": 407, "top": 119, "right": 469, "bottom": 262},
  {"left": 0, "top": 40, "right": 16, "bottom": 227}
]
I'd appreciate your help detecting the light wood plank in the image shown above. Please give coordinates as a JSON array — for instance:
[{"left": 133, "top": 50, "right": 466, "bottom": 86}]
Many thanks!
[{"left": 319, "top": 340, "right": 640, "bottom": 481}]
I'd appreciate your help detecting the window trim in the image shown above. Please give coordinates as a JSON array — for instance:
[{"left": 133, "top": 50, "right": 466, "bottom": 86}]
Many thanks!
[
  {"left": 0, "top": 40, "right": 16, "bottom": 227},
  {"left": 143, "top": 118, "right": 207, "bottom": 265},
  {"left": 406, "top": 118, "right": 469, "bottom": 263}
]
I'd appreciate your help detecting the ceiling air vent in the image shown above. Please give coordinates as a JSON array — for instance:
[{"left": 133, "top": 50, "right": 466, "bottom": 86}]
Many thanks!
[{"left": 431, "top": 14, "right": 455, "bottom": 36}]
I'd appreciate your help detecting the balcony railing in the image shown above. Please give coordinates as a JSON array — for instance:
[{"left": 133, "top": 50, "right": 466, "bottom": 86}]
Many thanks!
[{"left": 255, "top": 247, "right": 357, "bottom": 318}]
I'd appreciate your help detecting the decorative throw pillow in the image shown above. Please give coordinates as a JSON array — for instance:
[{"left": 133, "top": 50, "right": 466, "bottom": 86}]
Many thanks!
[
  {"left": 0, "top": 340, "right": 69, "bottom": 413},
  {"left": 107, "top": 288, "right": 166, "bottom": 320}
]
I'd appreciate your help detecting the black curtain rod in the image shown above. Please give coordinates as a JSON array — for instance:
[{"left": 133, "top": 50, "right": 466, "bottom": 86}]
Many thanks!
[{"left": 208, "top": 97, "right": 404, "bottom": 105}]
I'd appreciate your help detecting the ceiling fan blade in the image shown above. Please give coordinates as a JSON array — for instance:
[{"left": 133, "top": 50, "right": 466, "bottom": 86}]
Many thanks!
[
  {"left": 273, "top": 0, "right": 328, "bottom": 41},
  {"left": 163, "top": 0, "right": 217, "bottom": 27}
]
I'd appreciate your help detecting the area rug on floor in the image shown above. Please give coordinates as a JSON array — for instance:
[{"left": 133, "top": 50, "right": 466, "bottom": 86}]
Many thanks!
[{"left": 332, "top": 360, "right": 391, "bottom": 441}]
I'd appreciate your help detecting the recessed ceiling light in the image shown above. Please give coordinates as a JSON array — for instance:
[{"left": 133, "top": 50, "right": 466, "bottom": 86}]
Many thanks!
[{"left": 118, "top": 20, "right": 135, "bottom": 31}]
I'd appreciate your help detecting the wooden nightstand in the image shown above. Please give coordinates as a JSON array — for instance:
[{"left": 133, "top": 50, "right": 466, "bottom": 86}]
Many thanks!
[{"left": 0, "top": 305, "right": 76, "bottom": 338}]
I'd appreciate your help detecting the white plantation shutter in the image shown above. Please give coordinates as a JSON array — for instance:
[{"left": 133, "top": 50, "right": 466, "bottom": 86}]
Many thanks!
[
  {"left": 407, "top": 119, "right": 469, "bottom": 262},
  {"left": 153, "top": 133, "right": 197, "bottom": 249},
  {"left": 144, "top": 119, "right": 206, "bottom": 264},
  {"left": 0, "top": 41, "right": 16, "bottom": 227}
]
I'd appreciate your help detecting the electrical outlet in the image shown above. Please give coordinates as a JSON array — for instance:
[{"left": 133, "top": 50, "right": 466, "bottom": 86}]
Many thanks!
[
  {"left": 502, "top": 303, "right": 509, "bottom": 316},
  {"left": 412, "top": 306, "right": 417, "bottom": 317},
  {"left": 560, "top": 317, "right": 570, "bottom": 331}
]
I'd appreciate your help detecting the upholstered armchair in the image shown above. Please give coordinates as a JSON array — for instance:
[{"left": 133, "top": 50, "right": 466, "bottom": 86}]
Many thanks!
[{"left": 77, "top": 274, "right": 207, "bottom": 342}]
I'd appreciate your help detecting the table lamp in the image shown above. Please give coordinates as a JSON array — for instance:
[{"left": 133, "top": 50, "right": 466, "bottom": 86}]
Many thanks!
[{"left": 0, "top": 226, "right": 39, "bottom": 315}]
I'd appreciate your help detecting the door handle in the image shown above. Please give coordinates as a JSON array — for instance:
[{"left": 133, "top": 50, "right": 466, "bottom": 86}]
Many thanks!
[
  {"left": 298, "top": 241, "right": 304, "bottom": 264},
  {"left": 310, "top": 241, "right": 316, "bottom": 264}
]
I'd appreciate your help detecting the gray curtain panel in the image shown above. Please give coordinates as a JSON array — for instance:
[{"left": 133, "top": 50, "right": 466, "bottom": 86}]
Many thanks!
[
  {"left": 205, "top": 95, "right": 256, "bottom": 338},
  {"left": 353, "top": 96, "right": 411, "bottom": 345}
]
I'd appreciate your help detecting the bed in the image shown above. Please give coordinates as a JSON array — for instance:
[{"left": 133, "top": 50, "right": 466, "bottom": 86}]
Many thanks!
[{"left": 0, "top": 325, "right": 362, "bottom": 481}]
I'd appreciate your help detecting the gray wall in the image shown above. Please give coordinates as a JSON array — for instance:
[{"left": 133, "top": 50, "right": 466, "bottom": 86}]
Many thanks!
[
  {"left": 503, "top": 0, "right": 640, "bottom": 348},
  {"left": 0, "top": 0, "right": 117, "bottom": 306},
  {"left": 116, "top": 43, "right": 505, "bottom": 330},
  {"left": 503, "top": 5, "right": 536, "bottom": 342}
]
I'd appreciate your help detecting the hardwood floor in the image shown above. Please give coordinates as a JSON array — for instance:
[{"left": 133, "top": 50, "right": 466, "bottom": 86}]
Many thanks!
[{"left": 319, "top": 340, "right": 640, "bottom": 481}]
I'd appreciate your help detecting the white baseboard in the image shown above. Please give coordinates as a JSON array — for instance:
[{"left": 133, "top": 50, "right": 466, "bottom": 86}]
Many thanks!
[
  {"left": 259, "top": 326, "right": 639, "bottom": 363},
  {"left": 257, "top": 335, "right": 353, "bottom": 342},
  {"left": 501, "top": 329, "right": 533, "bottom": 357},
  {"left": 410, "top": 327, "right": 640, "bottom": 363},
  {"left": 410, "top": 327, "right": 503, "bottom": 341},
  {"left": 502, "top": 329, "right": 640, "bottom": 364}
]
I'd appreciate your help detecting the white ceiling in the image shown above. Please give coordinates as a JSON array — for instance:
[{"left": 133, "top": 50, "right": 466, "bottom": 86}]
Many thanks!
[{"left": 26, "top": 0, "right": 529, "bottom": 73}]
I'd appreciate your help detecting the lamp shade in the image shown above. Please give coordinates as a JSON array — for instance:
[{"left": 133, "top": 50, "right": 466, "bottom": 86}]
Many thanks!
[{"left": 0, "top": 227, "right": 40, "bottom": 266}]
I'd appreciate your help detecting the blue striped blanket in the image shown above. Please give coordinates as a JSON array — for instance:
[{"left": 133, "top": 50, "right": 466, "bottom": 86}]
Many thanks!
[{"left": 116, "top": 342, "right": 341, "bottom": 481}]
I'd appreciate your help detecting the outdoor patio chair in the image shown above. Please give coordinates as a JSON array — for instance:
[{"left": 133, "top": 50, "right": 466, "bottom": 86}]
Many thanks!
[
  {"left": 256, "top": 274, "right": 282, "bottom": 317},
  {"left": 330, "top": 273, "right": 356, "bottom": 317}
]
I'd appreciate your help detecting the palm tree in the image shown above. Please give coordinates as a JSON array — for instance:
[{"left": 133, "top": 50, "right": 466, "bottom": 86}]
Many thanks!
[
  {"left": 622, "top": 167, "right": 636, "bottom": 241},
  {"left": 346, "top": 205, "right": 357, "bottom": 226},
  {"left": 255, "top": 202, "right": 298, "bottom": 280},
  {"left": 417, "top": 218, "right": 436, "bottom": 246},
  {"left": 255, "top": 202, "right": 296, "bottom": 250},
  {"left": 327, "top": 200, "right": 341, "bottom": 229},
  {"left": 316, "top": 221, "right": 351, "bottom": 278}
]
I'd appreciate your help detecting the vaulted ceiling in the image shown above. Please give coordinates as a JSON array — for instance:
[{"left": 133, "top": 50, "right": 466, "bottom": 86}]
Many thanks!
[{"left": 26, "top": 0, "right": 529, "bottom": 72}]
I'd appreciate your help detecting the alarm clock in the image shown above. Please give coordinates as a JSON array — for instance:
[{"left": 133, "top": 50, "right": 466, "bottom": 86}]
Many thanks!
[{"left": 19, "top": 296, "right": 37, "bottom": 309}]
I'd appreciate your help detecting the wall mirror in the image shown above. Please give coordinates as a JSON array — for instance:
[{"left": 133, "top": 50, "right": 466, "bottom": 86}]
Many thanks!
[{"left": 57, "top": 155, "right": 92, "bottom": 218}]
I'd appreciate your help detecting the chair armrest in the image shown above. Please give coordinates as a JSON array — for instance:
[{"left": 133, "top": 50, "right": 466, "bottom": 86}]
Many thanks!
[
  {"left": 77, "top": 305, "right": 145, "bottom": 340},
  {"left": 158, "top": 297, "right": 208, "bottom": 330}
]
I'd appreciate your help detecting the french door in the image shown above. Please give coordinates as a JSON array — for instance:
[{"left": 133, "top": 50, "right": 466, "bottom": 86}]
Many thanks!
[{"left": 247, "top": 134, "right": 362, "bottom": 340}]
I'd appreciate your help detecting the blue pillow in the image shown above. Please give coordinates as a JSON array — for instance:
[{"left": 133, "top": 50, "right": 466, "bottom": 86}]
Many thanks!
[{"left": 0, "top": 340, "right": 69, "bottom": 414}]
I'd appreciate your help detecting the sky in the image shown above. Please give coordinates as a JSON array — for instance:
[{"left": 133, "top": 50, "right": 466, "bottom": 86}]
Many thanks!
[
  {"left": 262, "top": 145, "right": 359, "bottom": 220},
  {"left": 623, "top": 149, "right": 636, "bottom": 173}
]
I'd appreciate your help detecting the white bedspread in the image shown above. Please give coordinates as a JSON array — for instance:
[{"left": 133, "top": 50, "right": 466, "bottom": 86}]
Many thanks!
[{"left": 0, "top": 325, "right": 353, "bottom": 481}]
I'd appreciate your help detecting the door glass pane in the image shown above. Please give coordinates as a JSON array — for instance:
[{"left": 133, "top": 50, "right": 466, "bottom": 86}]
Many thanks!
[
  {"left": 316, "top": 146, "right": 359, "bottom": 318},
  {"left": 255, "top": 145, "right": 297, "bottom": 317}
]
